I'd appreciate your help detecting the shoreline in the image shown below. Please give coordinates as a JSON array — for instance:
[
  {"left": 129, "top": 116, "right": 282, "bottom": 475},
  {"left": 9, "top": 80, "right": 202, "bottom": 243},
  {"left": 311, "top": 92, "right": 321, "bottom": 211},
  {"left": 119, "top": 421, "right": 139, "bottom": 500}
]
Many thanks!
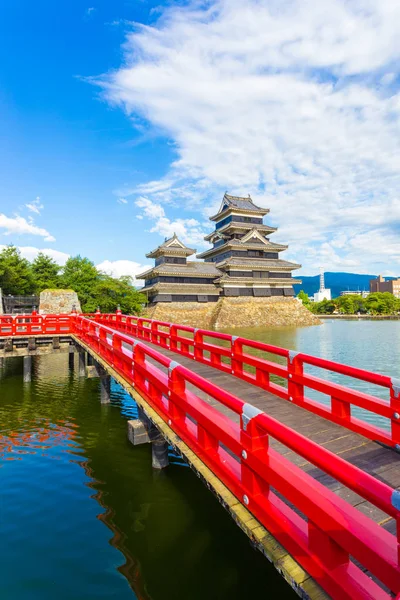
[{"left": 317, "top": 314, "right": 400, "bottom": 320}]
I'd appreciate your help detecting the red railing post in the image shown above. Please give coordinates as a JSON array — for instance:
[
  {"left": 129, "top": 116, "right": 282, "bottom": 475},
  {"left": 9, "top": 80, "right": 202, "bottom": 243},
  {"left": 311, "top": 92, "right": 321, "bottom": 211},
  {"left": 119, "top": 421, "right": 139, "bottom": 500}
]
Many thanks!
[
  {"left": 168, "top": 362, "right": 186, "bottom": 426},
  {"left": 116, "top": 305, "right": 122, "bottom": 325},
  {"left": 390, "top": 379, "right": 400, "bottom": 446},
  {"left": 95, "top": 307, "right": 101, "bottom": 322},
  {"left": 240, "top": 406, "right": 269, "bottom": 505},
  {"left": 11, "top": 315, "right": 16, "bottom": 336},
  {"left": 287, "top": 351, "right": 304, "bottom": 404},
  {"left": 231, "top": 337, "right": 243, "bottom": 377},
  {"left": 133, "top": 343, "right": 146, "bottom": 390},
  {"left": 170, "top": 325, "right": 178, "bottom": 352},
  {"left": 331, "top": 395, "right": 351, "bottom": 422},
  {"left": 194, "top": 329, "right": 203, "bottom": 361},
  {"left": 151, "top": 321, "right": 158, "bottom": 344},
  {"left": 112, "top": 332, "right": 122, "bottom": 370}
]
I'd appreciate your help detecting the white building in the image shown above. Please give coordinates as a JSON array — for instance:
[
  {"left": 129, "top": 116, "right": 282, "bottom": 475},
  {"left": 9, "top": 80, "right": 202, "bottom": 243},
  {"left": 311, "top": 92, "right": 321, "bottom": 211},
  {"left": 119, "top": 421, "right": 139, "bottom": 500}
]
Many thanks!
[
  {"left": 313, "top": 269, "right": 331, "bottom": 302},
  {"left": 340, "top": 290, "right": 369, "bottom": 298}
]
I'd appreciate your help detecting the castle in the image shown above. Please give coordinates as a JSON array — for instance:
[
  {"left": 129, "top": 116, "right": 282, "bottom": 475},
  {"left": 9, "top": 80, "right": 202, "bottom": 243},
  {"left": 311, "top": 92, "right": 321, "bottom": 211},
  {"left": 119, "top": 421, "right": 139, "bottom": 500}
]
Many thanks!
[{"left": 138, "top": 193, "right": 301, "bottom": 304}]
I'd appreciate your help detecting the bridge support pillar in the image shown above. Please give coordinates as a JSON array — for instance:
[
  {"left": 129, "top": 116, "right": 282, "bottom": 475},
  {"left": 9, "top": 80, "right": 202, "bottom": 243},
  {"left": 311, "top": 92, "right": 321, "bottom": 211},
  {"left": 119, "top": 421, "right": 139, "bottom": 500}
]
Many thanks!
[
  {"left": 68, "top": 348, "right": 75, "bottom": 370},
  {"left": 23, "top": 355, "right": 32, "bottom": 382},
  {"left": 127, "top": 408, "right": 169, "bottom": 469},
  {"left": 100, "top": 374, "right": 111, "bottom": 404},
  {"left": 151, "top": 438, "right": 169, "bottom": 470},
  {"left": 93, "top": 361, "right": 111, "bottom": 403},
  {"left": 78, "top": 351, "right": 86, "bottom": 377}
]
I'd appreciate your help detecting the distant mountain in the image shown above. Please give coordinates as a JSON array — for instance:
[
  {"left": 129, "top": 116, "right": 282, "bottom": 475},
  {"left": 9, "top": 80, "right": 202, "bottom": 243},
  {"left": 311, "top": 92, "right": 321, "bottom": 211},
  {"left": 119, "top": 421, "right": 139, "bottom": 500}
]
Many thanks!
[{"left": 293, "top": 272, "right": 378, "bottom": 299}]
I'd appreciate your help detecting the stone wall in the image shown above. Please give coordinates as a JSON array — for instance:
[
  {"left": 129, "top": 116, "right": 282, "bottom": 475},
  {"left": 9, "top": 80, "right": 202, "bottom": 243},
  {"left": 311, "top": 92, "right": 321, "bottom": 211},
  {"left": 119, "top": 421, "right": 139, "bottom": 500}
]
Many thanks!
[
  {"left": 145, "top": 301, "right": 219, "bottom": 329},
  {"left": 39, "top": 289, "right": 82, "bottom": 314},
  {"left": 144, "top": 297, "right": 320, "bottom": 329},
  {"left": 214, "top": 297, "right": 320, "bottom": 328}
]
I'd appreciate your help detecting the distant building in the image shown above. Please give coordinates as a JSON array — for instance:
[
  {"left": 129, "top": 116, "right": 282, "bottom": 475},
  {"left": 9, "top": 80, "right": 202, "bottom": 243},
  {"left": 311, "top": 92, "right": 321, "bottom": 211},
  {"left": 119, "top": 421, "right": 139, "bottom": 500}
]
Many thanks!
[
  {"left": 370, "top": 275, "right": 400, "bottom": 298},
  {"left": 340, "top": 290, "right": 369, "bottom": 298},
  {"left": 138, "top": 193, "right": 302, "bottom": 304},
  {"left": 313, "top": 269, "right": 331, "bottom": 303}
]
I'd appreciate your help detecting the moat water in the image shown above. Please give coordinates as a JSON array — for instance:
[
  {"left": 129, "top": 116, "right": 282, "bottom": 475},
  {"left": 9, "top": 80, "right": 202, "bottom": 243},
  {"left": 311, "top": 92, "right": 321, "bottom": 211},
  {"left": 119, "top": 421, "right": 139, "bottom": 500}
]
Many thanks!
[{"left": 1, "top": 319, "right": 399, "bottom": 599}]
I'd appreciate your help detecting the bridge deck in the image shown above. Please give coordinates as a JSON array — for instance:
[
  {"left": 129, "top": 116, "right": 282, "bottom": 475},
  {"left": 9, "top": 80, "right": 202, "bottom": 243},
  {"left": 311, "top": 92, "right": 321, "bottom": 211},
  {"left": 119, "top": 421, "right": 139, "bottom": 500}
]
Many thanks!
[{"left": 138, "top": 338, "right": 399, "bottom": 540}]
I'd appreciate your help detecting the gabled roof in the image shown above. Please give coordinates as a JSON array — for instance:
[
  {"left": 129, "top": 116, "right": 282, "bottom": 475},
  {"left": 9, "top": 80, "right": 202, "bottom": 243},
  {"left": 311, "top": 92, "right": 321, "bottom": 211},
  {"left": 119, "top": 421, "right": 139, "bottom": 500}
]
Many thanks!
[
  {"left": 146, "top": 233, "right": 196, "bottom": 258},
  {"left": 240, "top": 228, "right": 271, "bottom": 245},
  {"left": 210, "top": 193, "right": 269, "bottom": 220},
  {"left": 216, "top": 258, "right": 301, "bottom": 270},
  {"left": 137, "top": 261, "right": 220, "bottom": 279},
  {"left": 197, "top": 238, "right": 288, "bottom": 259}
]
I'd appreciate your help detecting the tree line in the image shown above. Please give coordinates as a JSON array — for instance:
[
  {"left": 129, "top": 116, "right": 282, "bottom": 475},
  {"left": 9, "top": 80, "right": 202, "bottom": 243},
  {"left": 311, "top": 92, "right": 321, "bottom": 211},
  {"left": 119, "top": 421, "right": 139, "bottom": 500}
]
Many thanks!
[
  {"left": 297, "top": 290, "right": 400, "bottom": 315},
  {"left": 0, "top": 246, "right": 146, "bottom": 314}
]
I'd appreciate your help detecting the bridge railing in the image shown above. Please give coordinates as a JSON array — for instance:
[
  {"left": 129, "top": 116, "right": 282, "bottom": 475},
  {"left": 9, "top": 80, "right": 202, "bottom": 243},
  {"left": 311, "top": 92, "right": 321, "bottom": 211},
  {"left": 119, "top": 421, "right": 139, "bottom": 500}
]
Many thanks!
[
  {"left": 91, "top": 313, "right": 400, "bottom": 449},
  {"left": 73, "top": 314, "right": 400, "bottom": 600},
  {"left": 0, "top": 312, "right": 73, "bottom": 336}
]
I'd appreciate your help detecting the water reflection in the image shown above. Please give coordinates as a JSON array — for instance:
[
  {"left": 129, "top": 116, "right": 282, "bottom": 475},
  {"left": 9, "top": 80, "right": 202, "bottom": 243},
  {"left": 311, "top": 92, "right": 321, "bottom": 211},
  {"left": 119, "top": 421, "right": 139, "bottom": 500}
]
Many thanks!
[{"left": 0, "top": 353, "right": 294, "bottom": 600}]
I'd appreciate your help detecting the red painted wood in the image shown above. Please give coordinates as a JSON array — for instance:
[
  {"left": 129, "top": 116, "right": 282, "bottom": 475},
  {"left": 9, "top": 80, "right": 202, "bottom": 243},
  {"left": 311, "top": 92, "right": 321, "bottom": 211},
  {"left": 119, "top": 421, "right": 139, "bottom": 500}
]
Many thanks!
[{"left": 2, "top": 311, "right": 400, "bottom": 598}]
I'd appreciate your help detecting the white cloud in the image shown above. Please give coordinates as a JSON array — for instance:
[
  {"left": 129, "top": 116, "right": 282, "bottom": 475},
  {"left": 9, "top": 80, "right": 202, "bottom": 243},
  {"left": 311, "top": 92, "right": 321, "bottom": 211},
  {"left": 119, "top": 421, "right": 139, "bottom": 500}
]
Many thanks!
[
  {"left": 0, "top": 245, "right": 69, "bottom": 265},
  {"left": 117, "top": 197, "right": 128, "bottom": 204},
  {"left": 135, "top": 197, "right": 166, "bottom": 219},
  {"left": 25, "top": 197, "right": 44, "bottom": 215},
  {"left": 86, "top": 7, "right": 96, "bottom": 16},
  {"left": 97, "top": 0, "right": 400, "bottom": 275},
  {"left": 96, "top": 259, "right": 150, "bottom": 282},
  {"left": 0, "top": 214, "right": 55, "bottom": 242},
  {"left": 135, "top": 197, "right": 206, "bottom": 247}
]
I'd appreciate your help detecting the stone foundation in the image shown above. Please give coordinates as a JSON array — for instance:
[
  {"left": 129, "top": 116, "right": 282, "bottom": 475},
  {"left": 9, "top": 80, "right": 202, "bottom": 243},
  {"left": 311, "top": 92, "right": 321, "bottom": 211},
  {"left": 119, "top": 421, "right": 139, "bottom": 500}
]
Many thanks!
[
  {"left": 214, "top": 297, "right": 320, "bottom": 328},
  {"left": 145, "top": 301, "right": 219, "bottom": 329},
  {"left": 144, "top": 297, "right": 320, "bottom": 329},
  {"left": 39, "top": 289, "right": 82, "bottom": 314}
]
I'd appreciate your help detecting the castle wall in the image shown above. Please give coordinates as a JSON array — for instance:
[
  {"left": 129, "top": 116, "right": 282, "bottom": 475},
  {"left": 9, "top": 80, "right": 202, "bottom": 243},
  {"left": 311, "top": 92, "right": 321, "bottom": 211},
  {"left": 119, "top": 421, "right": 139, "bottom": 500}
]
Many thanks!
[
  {"left": 144, "top": 297, "right": 320, "bottom": 329},
  {"left": 39, "top": 289, "right": 82, "bottom": 314}
]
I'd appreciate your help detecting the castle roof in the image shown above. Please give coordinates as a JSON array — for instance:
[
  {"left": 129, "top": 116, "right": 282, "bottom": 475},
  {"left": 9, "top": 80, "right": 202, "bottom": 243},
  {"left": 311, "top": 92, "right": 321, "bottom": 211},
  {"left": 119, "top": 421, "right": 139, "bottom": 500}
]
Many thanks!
[
  {"left": 216, "top": 258, "right": 301, "bottom": 270},
  {"left": 146, "top": 233, "right": 196, "bottom": 258},
  {"left": 137, "top": 260, "right": 220, "bottom": 280},
  {"left": 197, "top": 237, "right": 288, "bottom": 259},
  {"left": 210, "top": 193, "right": 269, "bottom": 221},
  {"left": 204, "top": 222, "right": 277, "bottom": 242}
]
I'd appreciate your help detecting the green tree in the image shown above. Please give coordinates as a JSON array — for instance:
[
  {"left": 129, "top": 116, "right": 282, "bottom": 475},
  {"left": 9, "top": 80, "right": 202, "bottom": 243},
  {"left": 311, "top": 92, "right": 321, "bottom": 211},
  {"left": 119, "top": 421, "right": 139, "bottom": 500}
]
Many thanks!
[
  {"left": 31, "top": 252, "right": 61, "bottom": 292},
  {"left": 309, "top": 299, "right": 336, "bottom": 314},
  {"left": 365, "top": 292, "right": 397, "bottom": 314},
  {"left": 335, "top": 295, "right": 366, "bottom": 315},
  {"left": 0, "top": 245, "right": 34, "bottom": 295},
  {"left": 93, "top": 275, "right": 146, "bottom": 315},
  {"left": 61, "top": 255, "right": 99, "bottom": 311},
  {"left": 297, "top": 290, "right": 310, "bottom": 305}
]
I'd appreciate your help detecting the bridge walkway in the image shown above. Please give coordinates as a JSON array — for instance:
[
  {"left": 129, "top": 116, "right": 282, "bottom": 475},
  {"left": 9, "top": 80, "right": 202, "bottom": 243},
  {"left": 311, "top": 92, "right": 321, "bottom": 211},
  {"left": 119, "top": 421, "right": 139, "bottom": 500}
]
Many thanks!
[{"left": 133, "top": 336, "right": 399, "bottom": 540}]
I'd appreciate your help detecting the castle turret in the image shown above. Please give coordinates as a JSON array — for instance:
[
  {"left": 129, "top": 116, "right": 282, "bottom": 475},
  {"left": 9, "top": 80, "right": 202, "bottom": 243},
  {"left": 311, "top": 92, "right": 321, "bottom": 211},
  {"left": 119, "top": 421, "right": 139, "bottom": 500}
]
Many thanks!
[
  {"left": 137, "top": 233, "right": 220, "bottom": 304},
  {"left": 196, "top": 193, "right": 301, "bottom": 297}
]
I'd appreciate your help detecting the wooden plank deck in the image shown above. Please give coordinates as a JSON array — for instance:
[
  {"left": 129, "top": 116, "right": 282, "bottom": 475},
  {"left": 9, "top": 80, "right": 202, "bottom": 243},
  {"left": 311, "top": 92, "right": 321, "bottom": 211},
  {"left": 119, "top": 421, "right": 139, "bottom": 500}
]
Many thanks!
[{"left": 138, "top": 338, "right": 400, "bottom": 538}]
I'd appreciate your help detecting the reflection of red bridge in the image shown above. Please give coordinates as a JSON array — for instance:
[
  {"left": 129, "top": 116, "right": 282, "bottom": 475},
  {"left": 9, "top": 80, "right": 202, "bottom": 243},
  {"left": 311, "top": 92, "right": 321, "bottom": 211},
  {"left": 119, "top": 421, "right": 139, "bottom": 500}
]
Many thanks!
[{"left": 1, "top": 311, "right": 400, "bottom": 600}]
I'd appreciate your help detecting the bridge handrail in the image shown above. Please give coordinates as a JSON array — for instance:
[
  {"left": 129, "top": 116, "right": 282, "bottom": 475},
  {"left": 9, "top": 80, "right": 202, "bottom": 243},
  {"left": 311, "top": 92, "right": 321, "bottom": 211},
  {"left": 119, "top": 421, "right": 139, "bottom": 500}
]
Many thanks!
[
  {"left": 91, "top": 313, "right": 400, "bottom": 449},
  {"left": 0, "top": 312, "right": 73, "bottom": 336},
  {"left": 72, "top": 314, "right": 400, "bottom": 599},
  {"left": 2, "top": 310, "right": 399, "bottom": 597}
]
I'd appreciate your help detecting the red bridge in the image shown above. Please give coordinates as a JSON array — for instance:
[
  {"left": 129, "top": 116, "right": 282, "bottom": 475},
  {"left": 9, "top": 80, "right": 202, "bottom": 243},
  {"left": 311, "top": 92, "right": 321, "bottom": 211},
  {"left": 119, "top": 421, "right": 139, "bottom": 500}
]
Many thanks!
[{"left": 1, "top": 310, "right": 399, "bottom": 600}]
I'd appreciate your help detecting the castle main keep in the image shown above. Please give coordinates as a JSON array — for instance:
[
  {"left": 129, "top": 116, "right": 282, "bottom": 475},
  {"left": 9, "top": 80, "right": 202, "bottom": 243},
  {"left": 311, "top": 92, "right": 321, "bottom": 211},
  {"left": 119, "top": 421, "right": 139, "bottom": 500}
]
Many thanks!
[{"left": 138, "top": 193, "right": 301, "bottom": 304}]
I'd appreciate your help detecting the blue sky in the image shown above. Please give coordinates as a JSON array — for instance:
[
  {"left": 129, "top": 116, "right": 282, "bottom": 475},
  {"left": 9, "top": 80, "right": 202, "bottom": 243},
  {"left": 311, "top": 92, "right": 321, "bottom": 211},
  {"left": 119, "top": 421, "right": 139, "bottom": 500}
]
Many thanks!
[{"left": 1, "top": 0, "right": 400, "bottom": 280}]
